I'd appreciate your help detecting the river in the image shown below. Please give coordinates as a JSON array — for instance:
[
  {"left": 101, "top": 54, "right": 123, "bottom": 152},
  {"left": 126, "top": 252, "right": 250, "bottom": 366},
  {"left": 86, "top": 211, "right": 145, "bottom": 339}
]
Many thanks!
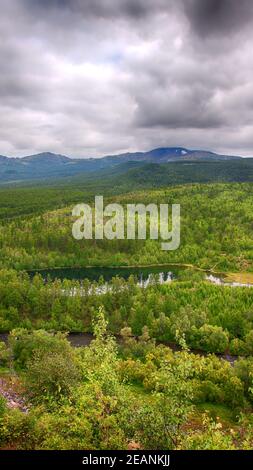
[{"left": 0, "top": 331, "right": 237, "bottom": 364}]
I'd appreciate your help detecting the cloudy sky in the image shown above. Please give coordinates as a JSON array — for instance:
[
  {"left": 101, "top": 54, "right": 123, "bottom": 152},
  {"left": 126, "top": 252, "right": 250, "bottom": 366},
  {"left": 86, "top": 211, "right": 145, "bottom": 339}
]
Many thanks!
[{"left": 1, "top": 0, "right": 253, "bottom": 158}]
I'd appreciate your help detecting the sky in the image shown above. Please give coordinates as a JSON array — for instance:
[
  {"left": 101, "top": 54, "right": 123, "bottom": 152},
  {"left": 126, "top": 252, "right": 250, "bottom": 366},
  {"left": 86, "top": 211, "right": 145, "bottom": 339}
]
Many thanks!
[{"left": 1, "top": 0, "right": 253, "bottom": 158}]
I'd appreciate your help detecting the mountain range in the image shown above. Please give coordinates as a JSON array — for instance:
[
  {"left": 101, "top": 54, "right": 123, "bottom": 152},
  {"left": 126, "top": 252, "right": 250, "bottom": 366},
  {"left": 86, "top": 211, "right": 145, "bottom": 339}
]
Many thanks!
[{"left": 0, "top": 147, "right": 243, "bottom": 183}]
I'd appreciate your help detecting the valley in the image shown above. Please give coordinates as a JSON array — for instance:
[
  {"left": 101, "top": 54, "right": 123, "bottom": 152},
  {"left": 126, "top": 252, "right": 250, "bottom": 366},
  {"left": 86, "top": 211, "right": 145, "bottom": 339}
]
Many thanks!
[{"left": 1, "top": 165, "right": 253, "bottom": 451}]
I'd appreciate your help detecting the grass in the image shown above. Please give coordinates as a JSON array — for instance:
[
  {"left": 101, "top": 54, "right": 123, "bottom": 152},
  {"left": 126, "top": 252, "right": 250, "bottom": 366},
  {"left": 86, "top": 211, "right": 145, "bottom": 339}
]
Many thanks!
[
  {"left": 196, "top": 403, "right": 238, "bottom": 426},
  {"left": 224, "top": 272, "right": 253, "bottom": 284}
]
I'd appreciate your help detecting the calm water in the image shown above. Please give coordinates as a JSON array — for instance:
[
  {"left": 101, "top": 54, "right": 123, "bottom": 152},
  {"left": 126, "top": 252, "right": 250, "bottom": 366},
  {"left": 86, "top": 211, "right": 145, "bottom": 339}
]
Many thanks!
[
  {"left": 27, "top": 266, "right": 253, "bottom": 289},
  {"left": 28, "top": 265, "right": 183, "bottom": 284}
]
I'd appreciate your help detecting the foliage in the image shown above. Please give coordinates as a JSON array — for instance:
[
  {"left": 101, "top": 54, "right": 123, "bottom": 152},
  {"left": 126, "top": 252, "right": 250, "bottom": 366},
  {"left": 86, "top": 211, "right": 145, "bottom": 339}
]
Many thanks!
[
  {"left": 0, "top": 396, "right": 6, "bottom": 419},
  {"left": 132, "top": 352, "right": 194, "bottom": 449},
  {"left": 0, "top": 183, "right": 253, "bottom": 272},
  {"left": 1, "top": 270, "right": 253, "bottom": 355},
  {"left": 8, "top": 329, "right": 71, "bottom": 370},
  {"left": 180, "top": 415, "right": 236, "bottom": 450},
  {"left": 0, "top": 342, "right": 9, "bottom": 367},
  {"left": 0, "top": 409, "right": 35, "bottom": 449},
  {"left": 1, "top": 314, "right": 253, "bottom": 450},
  {"left": 25, "top": 349, "right": 81, "bottom": 403},
  {"left": 1, "top": 181, "right": 253, "bottom": 450}
]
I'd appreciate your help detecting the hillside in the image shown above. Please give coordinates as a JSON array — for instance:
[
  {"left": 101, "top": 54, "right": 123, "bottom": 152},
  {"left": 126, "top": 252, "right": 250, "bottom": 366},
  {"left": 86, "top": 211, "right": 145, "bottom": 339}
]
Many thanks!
[{"left": 0, "top": 147, "right": 243, "bottom": 183}]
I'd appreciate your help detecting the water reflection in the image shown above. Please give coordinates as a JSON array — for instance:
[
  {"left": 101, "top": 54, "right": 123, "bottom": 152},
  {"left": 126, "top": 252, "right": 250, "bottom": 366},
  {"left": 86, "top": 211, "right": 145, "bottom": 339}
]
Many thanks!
[
  {"left": 138, "top": 271, "right": 173, "bottom": 288},
  {"left": 64, "top": 271, "right": 173, "bottom": 296},
  {"left": 206, "top": 274, "right": 253, "bottom": 288}
]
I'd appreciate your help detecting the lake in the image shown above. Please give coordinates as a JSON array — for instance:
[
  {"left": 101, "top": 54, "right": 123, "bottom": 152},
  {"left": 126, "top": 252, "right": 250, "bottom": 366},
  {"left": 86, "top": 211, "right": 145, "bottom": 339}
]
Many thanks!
[
  {"left": 27, "top": 265, "right": 253, "bottom": 288},
  {"left": 28, "top": 265, "right": 181, "bottom": 283}
]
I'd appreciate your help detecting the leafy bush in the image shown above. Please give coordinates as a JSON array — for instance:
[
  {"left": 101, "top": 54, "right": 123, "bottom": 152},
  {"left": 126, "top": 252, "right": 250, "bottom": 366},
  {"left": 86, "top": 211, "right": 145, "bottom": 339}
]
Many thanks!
[
  {"left": 192, "top": 324, "right": 229, "bottom": 353},
  {"left": 180, "top": 416, "right": 236, "bottom": 450},
  {"left": 195, "top": 380, "right": 225, "bottom": 404},
  {"left": 32, "top": 409, "right": 94, "bottom": 450},
  {"left": 230, "top": 338, "right": 247, "bottom": 356},
  {"left": 9, "top": 329, "right": 71, "bottom": 369},
  {"left": 0, "top": 341, "right": 9, "bottom": 367},
  {"left": 234, "top": 357, "right": 253, "bottom": 401},
  {"left": 0, "top": 409, "right": 35, "bottom": 449},
  {"left": 244, "top": 330, "right": 253, "bottom": 355},
  {"left": 0, "top": 395, "right": 6, "bottom": 419},
  {"left": 25, "top": 349, "right": 81, "bottom": 403}
]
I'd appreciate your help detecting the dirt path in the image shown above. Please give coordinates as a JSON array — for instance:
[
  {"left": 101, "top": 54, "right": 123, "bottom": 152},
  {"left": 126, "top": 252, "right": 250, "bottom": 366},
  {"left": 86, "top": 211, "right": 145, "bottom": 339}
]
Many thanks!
[{"left": 0, "top": 377, "right": 29, "bottom": 413}]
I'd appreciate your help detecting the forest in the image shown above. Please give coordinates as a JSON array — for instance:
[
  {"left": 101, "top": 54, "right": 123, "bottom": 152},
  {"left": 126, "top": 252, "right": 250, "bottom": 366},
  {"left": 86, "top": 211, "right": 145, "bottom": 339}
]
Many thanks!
[
  {"left": 0, "top": 183, "right": 252, "bottom": 272},
  {"left": 1, "top": 158, "right": 253, "bottom": 218},
  {"left": 1, "top": 181, "right": 253, "bottom": 450},
  {"left": 1, "top": 269, "right": 253, "bottom": 355}
]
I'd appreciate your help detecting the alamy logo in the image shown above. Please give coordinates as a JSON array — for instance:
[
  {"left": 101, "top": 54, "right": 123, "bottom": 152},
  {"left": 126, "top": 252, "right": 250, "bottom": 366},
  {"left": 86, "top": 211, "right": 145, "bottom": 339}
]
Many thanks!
[{"left": 72, "top": 196, "right": 180, "bottom": 251}]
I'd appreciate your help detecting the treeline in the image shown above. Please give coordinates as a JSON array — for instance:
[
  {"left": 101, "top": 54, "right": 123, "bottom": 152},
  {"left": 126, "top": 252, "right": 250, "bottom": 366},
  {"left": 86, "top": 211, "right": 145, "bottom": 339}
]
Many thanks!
[
  {"left": 1, "top": 268, "right": 253, "bottom": 355},
  {"left": 115, "top": 159, "right": 253, "bottom": 189},
  {"left": 0, "top": 186, "right": 92, "bottom": 219}
]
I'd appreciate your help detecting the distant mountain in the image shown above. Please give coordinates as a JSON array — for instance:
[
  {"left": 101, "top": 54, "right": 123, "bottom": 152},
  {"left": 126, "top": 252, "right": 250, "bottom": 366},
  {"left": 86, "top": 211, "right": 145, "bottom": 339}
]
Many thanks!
[
  {"left": 0, "top": 147, "right": 243, "bottom": 183},
  {"left": 103, "top": 147, "right": 241, "bottom": 164},
  {"left": 22, "top": 152, "right": 70, "bottom": 164}
]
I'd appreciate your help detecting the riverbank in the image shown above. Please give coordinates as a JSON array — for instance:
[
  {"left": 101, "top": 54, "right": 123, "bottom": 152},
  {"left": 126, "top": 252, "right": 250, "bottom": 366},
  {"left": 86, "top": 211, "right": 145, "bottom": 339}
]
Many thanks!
[{"left": 0, "top": 332, "right": 238, "bottom": 364}]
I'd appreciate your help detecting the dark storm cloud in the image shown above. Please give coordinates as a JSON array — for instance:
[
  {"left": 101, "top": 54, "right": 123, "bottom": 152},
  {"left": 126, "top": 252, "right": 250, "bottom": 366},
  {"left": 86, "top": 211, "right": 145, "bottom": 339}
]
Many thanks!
[
  {"left": 25, "top": 0, "right": 253, "bottom": 30},
  {"left": 23, "top": 0, "right": 169, "bottom": 19},
  {"left": 0, "top": 0, "right": 253, "bottom": 157},
  {"left": 135, "top": 87, "right": 225, "bottom": 129},
  {"left": 183, "top": 0, "right": 253, "bottom": 37}
]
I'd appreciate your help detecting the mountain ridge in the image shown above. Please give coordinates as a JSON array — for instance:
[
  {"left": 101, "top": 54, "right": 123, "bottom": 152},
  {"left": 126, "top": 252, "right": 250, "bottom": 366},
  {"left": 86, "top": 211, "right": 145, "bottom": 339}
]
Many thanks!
[
  {"left": 0, "top": 147, "right": 243, "bottom": 161},
  {"left": 0, "top": 147, "right": 244, "bottom": 183}
]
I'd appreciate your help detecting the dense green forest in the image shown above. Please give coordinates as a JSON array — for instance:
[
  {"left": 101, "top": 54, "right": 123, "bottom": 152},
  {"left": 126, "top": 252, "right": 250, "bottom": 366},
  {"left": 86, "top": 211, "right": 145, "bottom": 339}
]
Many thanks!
[
  {"left": 1, "top": 159, "right": 253, "bottom": 218},
  {"left": 0, "top": 183, "right": 252, "bottom": 272},
  {"left": 1, "top": 180, "right": 253, "bottom": 450},
  {"left": 1, "top": 269, "right": 253, "bottom": 355}
]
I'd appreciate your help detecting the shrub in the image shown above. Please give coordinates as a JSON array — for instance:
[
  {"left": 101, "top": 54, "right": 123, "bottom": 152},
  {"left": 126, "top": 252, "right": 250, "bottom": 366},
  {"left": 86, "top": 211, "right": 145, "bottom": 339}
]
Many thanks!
[
  {"left": 0, "top": 341, "right": 9, "bottom": 367},
  {"left": 194, "top": 380, "right": 225, "bottom": 404},
  {"left": 9, "top": 328, "right": 71, "bottom": 369},
  {"left": 181, "top": 416, "right": 236, "bottom": 450},
  {"left": 0, "top": 395, "right": 6, "bottom": 419},
  {"left": 0, "top": 409, "right": 35, "bottom": 449},
  {"left": 25, "top": 349, "right": 81, "bottom": 403},
  {"left": 244, "top": 330, "right": 253, "bottom": 355},
  {"left": 32, "top": 409, "right": 94, "bottom": 450},
  {"left": 234, "top": 357, "right": 253, "bottom": 401},
  {"left": 223, "top": 375, "right": 245, "bottom": 409},
  {"left": 117, "top": 358, "right": 148, "bottom": 384},
  {"left": 196, "top": 325, "right": 229, "bottom": 353},
  {"left": 230, "top": 338, "right": 247, "bottom": 356}
]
